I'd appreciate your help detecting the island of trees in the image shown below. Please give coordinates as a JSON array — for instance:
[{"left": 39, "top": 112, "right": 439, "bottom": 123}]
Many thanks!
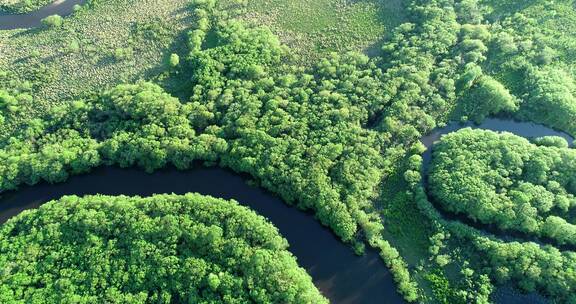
[
  {"left": 429, "top": 129, "right": 576, "bottom": 246},
  {"left": 0, "top": 193, "right": 327, "bottom": 303}
]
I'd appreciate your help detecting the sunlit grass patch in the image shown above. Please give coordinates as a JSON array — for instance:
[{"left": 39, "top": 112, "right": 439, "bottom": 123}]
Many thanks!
[
  {"left": 0, "top": 0, "right": 192, "bottom": 137},
  {"left": 228, "top": 0, "right": 407, "bottom": 60}
]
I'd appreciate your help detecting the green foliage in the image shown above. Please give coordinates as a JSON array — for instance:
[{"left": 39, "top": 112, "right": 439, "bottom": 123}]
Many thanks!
[
  {"left": 533, "top": 136, "right": 569, "bottom": 149},
  {"left": 0, "top": 0, "right": 193, "bottom": 140},
  {"left": 5, "top": 0, "right": 576, "bottom": 302},
  {"left": 0, "top": 7, "right": 424, "bottom": 297},
  {"left": 457, "top": 75, "right": 518, "bottom": 123},
  {"left": 425, "top": 270, "right": 467, "bottom": 304},
  {"left": 414, "top": 182, "right": 576, "bottom": 302},
  {"left": 0, "top": 193, "right": 327, "bottom": 303},
  {"left": 169, "top": 53, "right": 180, "bottom": 67},
  {"left": 480, "top": 0, "right": 576, "bottom": 136},
  {"left": 429, "top": 128, "right": 576, "bottom": 246},
  {"left": 41, "top": 14, "right": 63, "bottom": 28},
  {"left": 517, "top": 66, "right": 576, "bottom": 135},
  {"left": 472, "top": 236, "right": 576, "bottom": 299},
  {"left": 0, "top": 89, "right": 19, "bottom": 113}
]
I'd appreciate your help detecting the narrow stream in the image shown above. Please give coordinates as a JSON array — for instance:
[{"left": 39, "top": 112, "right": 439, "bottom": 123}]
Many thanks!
[
  {"left": 421, "top": 118, "right": 576, "bottom": 247},
  {"left": 420, "top": 118, "right": 575, "bottom": 303},
  {"left": 0, "top": 0, "right": 84, "bottom": 30},
  {"left": 421, "top": 117, "right": 574, "bottom": 165}
]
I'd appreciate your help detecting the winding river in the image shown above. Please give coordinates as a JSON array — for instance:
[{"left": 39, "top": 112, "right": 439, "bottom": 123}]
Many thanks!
[
  {"left": 0, "top": 166, "right": 405, "bottom": 304},
  {"left": 421, "top": 118, "right": 574, "bottom": 304},
  {"left": 421, "top": 117, "right": 574, "bottom": 166},
  {"left": 422, "top": 118, "right": 576, "bottom": 249},
  {"left": 1, "top": 4, "right": 574, "bottom": 302},
  {"left": 0, "top": 117, "right": 572, "bottom": 303},
  {"left": 0, "top": 0, "right": 84, "bottom": 30}
]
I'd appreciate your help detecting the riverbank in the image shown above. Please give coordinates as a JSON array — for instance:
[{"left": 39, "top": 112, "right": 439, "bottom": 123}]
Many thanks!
[
  {"left": 0, "top": 0, "right": 84, "bottom": 29},
  {"left": 0, "top": 165, "right": 406, "bottom": 304},
  {"left": 1, "top": 117, "right": 572, "bottom": 303}
]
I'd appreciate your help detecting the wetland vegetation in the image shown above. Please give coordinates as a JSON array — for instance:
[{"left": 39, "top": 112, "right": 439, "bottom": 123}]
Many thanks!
[{"left": 2, "top": 0, "right": 576, "bottom": 303}]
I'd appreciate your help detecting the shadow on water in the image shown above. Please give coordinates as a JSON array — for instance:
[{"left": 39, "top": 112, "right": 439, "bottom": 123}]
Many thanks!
[
  {"left": 0, "top": 166, "right": 405, "bottom": 304},
  {"left": 0, "top": 0, "right": 85, "bottom": 30}
]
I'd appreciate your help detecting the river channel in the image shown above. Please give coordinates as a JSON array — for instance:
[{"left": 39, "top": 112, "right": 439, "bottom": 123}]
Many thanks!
[
  {"left": 0, "top": 166, "right": 405, "bottom": 304},
  {"left": 0, "top": 0, "right": 84, "bottom": 30},
  {"left": 1, "top": 6, "right": 574, "bottom": 301}
]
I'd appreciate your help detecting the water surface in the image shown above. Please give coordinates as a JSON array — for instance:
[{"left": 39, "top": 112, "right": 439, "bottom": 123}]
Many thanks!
[
  {"left": 420, "top": 118, "right": 575, "bottom": 303},
  {"left": 0, "top": 166, "right": 405, "bottom": 304},
  {"left": 0, "top": 0, "right": 84, "bottom": 30},
  {"left": 421, "top": 118, "right": 574, "bottom": 165}
]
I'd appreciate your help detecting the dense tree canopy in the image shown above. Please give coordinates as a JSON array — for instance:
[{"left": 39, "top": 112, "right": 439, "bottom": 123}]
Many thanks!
[
  {"left": 429, "top": 128, "right": 576, "bottom": 246},
  {"left": 4, "top": 0, "right": 576, "bottom": 302},
  {"left": 0, "top": 193, "right": 327, "bottom": 304},
  {"left": 0, "top": 0, "right": 436, "bottom": 298}
]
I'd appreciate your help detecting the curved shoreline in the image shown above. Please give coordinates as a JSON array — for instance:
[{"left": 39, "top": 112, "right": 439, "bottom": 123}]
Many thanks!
[
  {"left": 0, "top": 165, "right": 405, "bottom": 304},
  {"left": 0, "top": 117, "right": 572, "bottom": 303},
  {"left": 420, "top": 117, "right": 576, "bottom": 249},
  {"left": 0, "top": 0, "right": 84, "bottom": 30}
]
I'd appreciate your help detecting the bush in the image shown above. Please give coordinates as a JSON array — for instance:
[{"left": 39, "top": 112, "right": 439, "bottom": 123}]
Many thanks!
[
  {"left": 41, "top": 14, "right": 63, "bottom": 28},
  {"left": 169, "top": 53, "right": 180, "bottom": 67}
]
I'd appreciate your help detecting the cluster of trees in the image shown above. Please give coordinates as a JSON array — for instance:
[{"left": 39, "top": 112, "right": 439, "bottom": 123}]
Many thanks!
[
  {"left": 413, "top": 179, "right": 576, "bottom": 302},
  {"left": 0, "top": 0, "right": 518, "bottom": 301},
  {"left": 471, "top": 236, "right": 576, "bottom": 302},
  {"left": 517, "top": 66, "right": 576, "bottom": 136},
  {"left": 41, "top": 14, "right": 64, "bottom": 28},
  {"left": 429, "top": 128, "right": 576, "bottom": 246},
  {"left": 0, "top": 89, "right": 20, "bottom": 126},
  {"left": 0, "top": 193, "right": 327, "bottom": 303},
  {"left": 0, "top": 81, "right": 227, "bottom": 192},
  {"left": 456, "top": 74, "right": 518, "bottom": 123},
  {"left": 481, "top": 8, "right": 576, "bottom": 136},
  {"left": 5, "top": 0, "right": 576, "bottom": 301},
  {"left": 375, "top": 0, "right": 519, "bottom": 141},
  {"left": 0, "top": 1, "right": 426, "bottom": 299}
]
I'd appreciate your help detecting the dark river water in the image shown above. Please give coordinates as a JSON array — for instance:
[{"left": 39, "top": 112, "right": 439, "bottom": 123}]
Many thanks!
[
  {"left": 421, "top": 118, "right": 574, "bottom": 304},
  {"left": 0, "top": 166, "right": 405, "bottom": 304},
  {"left": 0, "top": 117, "right": 572, "bottom": 303},
  {"left": 1, "top": 2, "right": 574, "bottom": 298},
  {"left": 0, "top": 0, "right": 84, "bottom": 30},
  {"left": 421, "top": 117, "right": 574, "bottom": 165}
]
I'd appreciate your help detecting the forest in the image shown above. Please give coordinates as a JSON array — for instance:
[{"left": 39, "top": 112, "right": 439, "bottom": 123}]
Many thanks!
[
  {"left": 1, "top": 0, "right": 576, "bottom": 302},
  {"left": 429, "top": 129, "right": 576, "bottom": 246},
  {"left": 0, "top": 193, "right": 327, "bottom": 303}
]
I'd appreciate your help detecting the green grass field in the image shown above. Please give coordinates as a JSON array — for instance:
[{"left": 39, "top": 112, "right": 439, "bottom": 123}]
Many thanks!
[
  {"left": 0, "top": 0, "right": 191, "bottom": 138},
  {"left": 0, "top": 0, "right": 406, "bottom": 139},
  {"left": 228, "top": 0, "right": 406, "bottom": 59}
]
